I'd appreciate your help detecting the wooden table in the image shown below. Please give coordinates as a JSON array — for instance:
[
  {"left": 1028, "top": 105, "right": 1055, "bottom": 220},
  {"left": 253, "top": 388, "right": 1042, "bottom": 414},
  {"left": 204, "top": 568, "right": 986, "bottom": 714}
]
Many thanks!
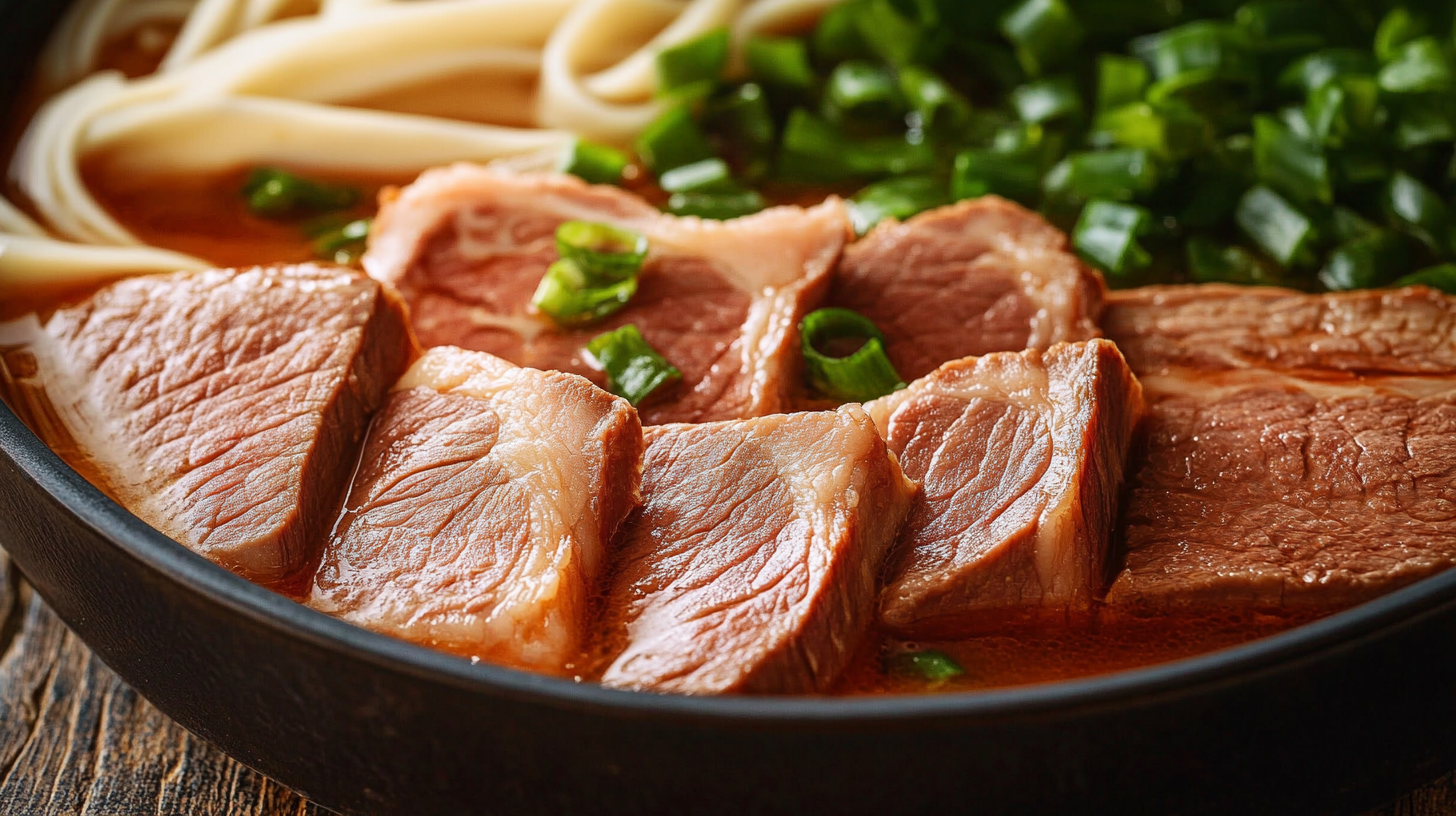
[{"left": 0, "top": 549, "right": 1450, "bottom": 816}]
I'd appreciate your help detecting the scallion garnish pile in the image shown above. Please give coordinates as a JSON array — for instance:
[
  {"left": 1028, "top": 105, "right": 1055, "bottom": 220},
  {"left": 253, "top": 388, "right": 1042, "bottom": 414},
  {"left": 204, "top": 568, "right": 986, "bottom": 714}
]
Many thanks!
[{"left": 565, "top": 0, "right": 1456, "bottom": 292}]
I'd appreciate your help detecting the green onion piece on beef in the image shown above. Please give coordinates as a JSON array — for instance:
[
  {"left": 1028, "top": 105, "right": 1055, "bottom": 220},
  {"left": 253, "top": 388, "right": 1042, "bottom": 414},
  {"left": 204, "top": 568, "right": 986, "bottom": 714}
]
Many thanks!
[
  {"left": 585, "top": 325, "right": 682, "bottom": 406},
  {"left": 800, "top": 307, "right": 905, "bottom": 402}
]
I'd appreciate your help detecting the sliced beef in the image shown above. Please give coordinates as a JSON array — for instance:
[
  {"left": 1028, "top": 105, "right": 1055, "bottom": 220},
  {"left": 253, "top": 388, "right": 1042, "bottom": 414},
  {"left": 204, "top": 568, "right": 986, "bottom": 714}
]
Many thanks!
[
  {"left": 307, "top": 348, "right": 643, "bottom": 673},
  {"left": 866, "top": 340, "right": 1142, "bottom": 637},
  {"left": 365, "top": 165, "right": 849, "bottom": 425},
  {"left": 0, "top": 265, "right": 413, "bottom": 589},
  {"left": 1105, "top": 284, "right": 1456, "bottom": 613},
  {"left": 598, "top": 407, "right": 914, "bottom": 694},
  {"left": 1104, "top": 284, "right": 1456, "bottom": 376},
  {"left": 1107, "top": 369, "right": 1456, "bottom": 613},
  {"left": 830, "top": 197, "right": 1105, "bottom": 382}
]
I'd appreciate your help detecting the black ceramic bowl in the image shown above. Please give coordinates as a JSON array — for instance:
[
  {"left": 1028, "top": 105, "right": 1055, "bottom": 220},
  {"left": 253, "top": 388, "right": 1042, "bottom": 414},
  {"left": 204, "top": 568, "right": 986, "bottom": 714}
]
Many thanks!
[{"left": 5, "top": 5, "right": 1456, "bottom": 814}]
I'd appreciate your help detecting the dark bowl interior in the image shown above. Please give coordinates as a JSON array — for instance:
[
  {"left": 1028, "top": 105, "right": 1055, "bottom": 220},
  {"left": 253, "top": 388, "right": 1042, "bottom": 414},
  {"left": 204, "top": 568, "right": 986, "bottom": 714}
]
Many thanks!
[{"left": 4, "top": 5, "right": 1456, "bottom": 814}]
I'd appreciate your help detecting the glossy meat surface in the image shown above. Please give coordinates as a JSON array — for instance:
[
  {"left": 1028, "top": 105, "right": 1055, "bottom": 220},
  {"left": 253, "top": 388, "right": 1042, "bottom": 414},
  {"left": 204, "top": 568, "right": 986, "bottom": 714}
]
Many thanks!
[
  {"left": 0, "top": 265, "right": 412, "bottom": 589},
  {"left": 1108, "top": 370, "right": 1456, "bottom": 612},
  {"left": 1106, "top": 285, "right": 1456, "bottom": 612},
  {"left": 867, "top": 340, "right": 1142, "bottom": 636},
  {"left": 1104, "top": 284, "right": 1456, "bottom": 376},
  {"left": 308, "top": 348, "right": 643, "bottom": 672},
  {"left": 365, "top": 166, "right": 849, "bottom": 424},
  {"left": 830, "top": 197, "right": 1104, "bottom": 381},
  {"left": 599, "top": 407, "right": 914, "bottom": 694}
]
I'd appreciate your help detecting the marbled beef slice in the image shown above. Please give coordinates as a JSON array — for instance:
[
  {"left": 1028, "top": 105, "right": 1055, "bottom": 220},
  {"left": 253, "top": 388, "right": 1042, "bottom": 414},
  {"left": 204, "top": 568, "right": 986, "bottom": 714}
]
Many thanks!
[
  {"left": 831, "top": 197, "right": 1105, "bottom": 382},
  {"left": 867, "top": 340, "right": 1142, "bottom": 637},
  {"left": 308, "top": 347, "right": 643, "bottom": 673},
  {"left": 4, "top": 265, "right": 414, "bottom": 589},
  {"left": 365, "top": 165, "right": 850, "bottom": 424},
  {"left": 598, "top": 407, "right": 914, "bottom": 695}
]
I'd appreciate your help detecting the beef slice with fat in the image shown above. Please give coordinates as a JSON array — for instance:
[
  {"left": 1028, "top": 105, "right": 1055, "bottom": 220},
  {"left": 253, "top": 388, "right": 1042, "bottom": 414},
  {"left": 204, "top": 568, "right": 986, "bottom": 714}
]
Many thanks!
[
  {"left": 598, "top": 406, "right": 914, "bottom": 694},
  {"left": 1105, "top": 284, "right": 1456, "bottom": 613},
  {"left": 307, "top": 347, "right": 643, "bottom": 672},
  {"left": 0, "top": 265, "right": 414, "bottom": 589},
  {"left": 830, "top": 197, "right": 1105, "bottom": 382},
  {"left": 866, "top": 340, "right": 1142, "bottom": 637},
  {"left": 365, "top": 165, "right": 849, "bottom": 424},
  {"left": 1104, "top": 284, "right": 1456, "bottom": 376}
]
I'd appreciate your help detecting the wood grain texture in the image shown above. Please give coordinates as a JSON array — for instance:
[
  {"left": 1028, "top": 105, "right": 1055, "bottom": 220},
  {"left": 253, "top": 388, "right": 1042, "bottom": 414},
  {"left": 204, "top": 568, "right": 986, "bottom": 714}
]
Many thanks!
[{"left": 0, "top": 548, "right": 1448, "bottom": 816}]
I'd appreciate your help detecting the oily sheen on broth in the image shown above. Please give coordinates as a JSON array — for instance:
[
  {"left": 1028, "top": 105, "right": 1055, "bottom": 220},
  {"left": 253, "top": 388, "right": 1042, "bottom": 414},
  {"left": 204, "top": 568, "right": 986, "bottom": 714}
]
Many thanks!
[{"left": 8, "top": 0, "right": 1456, "bottom": 698}]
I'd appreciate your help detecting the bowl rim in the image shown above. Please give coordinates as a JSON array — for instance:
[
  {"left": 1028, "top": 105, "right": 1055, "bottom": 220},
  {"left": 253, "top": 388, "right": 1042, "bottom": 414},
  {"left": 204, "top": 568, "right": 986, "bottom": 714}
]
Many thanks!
[{"left": 6, "top": 395, "right": 1456, "bottom": 727}]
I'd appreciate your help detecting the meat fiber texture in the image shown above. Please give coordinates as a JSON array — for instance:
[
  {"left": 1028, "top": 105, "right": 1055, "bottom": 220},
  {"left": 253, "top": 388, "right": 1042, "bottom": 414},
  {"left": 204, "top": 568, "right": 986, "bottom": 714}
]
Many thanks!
[
  {"left": 1104, "top": 285, "right": 1456, "bottom": 614},
  {"left": 598, "top": 407, "right": 914, "bottom": 695},
  {"left": 0, "top": 265, "right": 414, "bottom": 590},
  {"left": 364, "top": 165, "right": 850, "bottom": 425},
  {"left": 308, "top": 347, "right": 643, "bottom": 674},
  {"left": 830, "top": 197, "right": 1105, "bottom": 382},
  {"left": 866, "top": 340, "right": 1143, "bottom": 637}
]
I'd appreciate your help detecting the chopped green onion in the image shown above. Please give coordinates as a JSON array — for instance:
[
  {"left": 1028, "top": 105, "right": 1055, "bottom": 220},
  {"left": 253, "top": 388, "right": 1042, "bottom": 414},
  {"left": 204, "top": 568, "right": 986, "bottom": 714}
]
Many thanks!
[
  {"left": 887, "top": 649, "right": 965, "bottom": 683},
  {"left": 658, "top": 158, "right": 737, "bottom": 194},
  {"left": 1278, "top": 49, "right": 1377, "bottom": 96},
  {"left": 1252, "top": 114, "right": 1332, "bottom": 204},
  {"left": 780, "top": 109, "right": 936, "bottom": 180},
  {"left": 667, "top": 190, "right": 766, "bottom": 220},
  {"left": 1010, "top": 76, "right": 1084, "bottom": 125},
  {"left": 1395, "top": 106, "right": 1456, "bottom": 149},
  {"left": 635, "top": 105, "right": 716, "bottom": 175},
  {"left": 800, "top": 308, "right": 905, "bottom": 402},
  {"left": 898, "top": 66, "right": 972, "bottom": 131},
  {"left": 531, "top": 259, "right": 638, "bottom": 326},
  {"left": 1383, "top": 171, "right": 1451, "bottom": 253},
  {"left": 1048, "top": 148, "right": 1161, "bottom": 202},
  {"left": 1329, "top": 206, "right": 1377, "bottom": 243},
  {"left": 702, "top": 84, "right": 776, "bottom": 180},
  {"left": 854, "top": 0, "right": 944, "bottom": 67},
  {"left": 1374, "top": 7, "right": 1426, "bottom": 65},
  {"left": 1134, "top": 21, "right": 1257, "bottom": 101},
  {"left": 555, "top": 221, "right": 648, "bottom": 281},
  {"left": 311, "top": 218, "right": 371, "bottom": 265},
  {"left": 812, "top": 1, "right": 873, "bottom": 65},
  {"left": 1304, "top": 76, "right": 1380, "bottom": 146},
  {"left": 849, "top": 176, "right": 950, "bottom": 235},
  {"left": 585, "top": 325, "right": 682, "bottom": 406},
  {"left": 560, "top": 139, "right": 630, "bottom": 185},
  {"left": 999, "top": 0, "right": 1084, "bottom": 77},
  {"left": 1090, "top": 101, "right": 1206, "bottom": 160},
  {"left": 242, "top": 168, "right": 359, "bottom": 219},
  {"left": 1235, "top": 1, "right": 1325, "bottom": 53},
  {"left": 745, "top": 36, "right": 817, "bottom": 94},
  {"left": 1186, "top": 235, "right": 1280, "bottom": 285},
  {"left": 1392, "top": 264, "right": 1456, "bottom": 293},
  {"left": 1331, "top": 148, "right": 1388, "bottom": 187},
  {"left": 823, "top": 61, "right": 905, "bottom": 123},
  {"left": 1235, "top": 185, "right": 1317, "bottom": 267},
  {"left": 1096, "top": 54, "right": 1149, "bottom": 112},
  {"left": 1073, "top": 200, "right": 1152, "bottom": 275},
  {"left": 1378, "top": 37, "right": 1454, "bottom": 94},
  {"left": 656, "top": 28, "right": 730, "bottom": 96},
  {"left": 1318, "top": 230, "right": 1409, "bottom": 290},
  {"left": 952, "top": 149, "right": 1042, "bottom": 205}
]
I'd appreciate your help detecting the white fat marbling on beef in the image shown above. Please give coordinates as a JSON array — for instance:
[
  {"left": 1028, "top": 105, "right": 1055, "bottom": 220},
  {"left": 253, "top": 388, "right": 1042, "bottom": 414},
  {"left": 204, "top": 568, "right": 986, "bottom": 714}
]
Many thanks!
[
  {"left": 866, "top": 340, "right": 1142, "bottom": 636},
  {"left": 1105, "top": 285, "right": 1456, "bottom": 613},
  {"left": 308, "top": 347, "right": 643, "bottom": 673},
  {"left": 364, "top": 165, "right": 850, "bottom": 424},
  {"left": 831, "top": 197, "right": 1105, "bottom": 382},
  {"left": 0, "top": 265, "right": 414, "bottom": 589},
  {"left": 598, "top": 406, "right": 913, "bottom": 694}
]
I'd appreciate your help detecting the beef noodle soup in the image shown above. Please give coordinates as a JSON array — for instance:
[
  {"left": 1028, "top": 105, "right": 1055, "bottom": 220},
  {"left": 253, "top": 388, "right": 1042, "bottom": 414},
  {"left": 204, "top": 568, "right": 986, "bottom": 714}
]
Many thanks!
[{"left": 4, "top": 0, "right": 1456, "bottom": 697}]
